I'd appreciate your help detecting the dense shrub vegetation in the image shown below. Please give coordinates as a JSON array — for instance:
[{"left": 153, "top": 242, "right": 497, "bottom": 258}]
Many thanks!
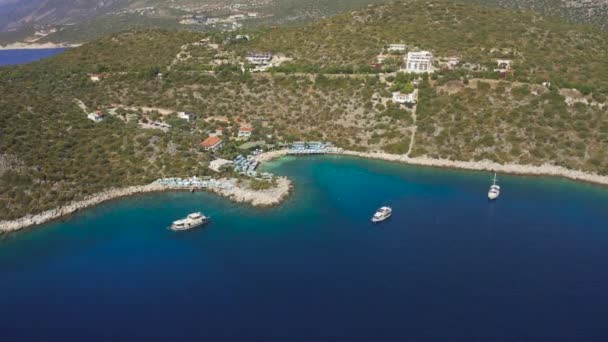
[{"left": 0, "top": 0, "right": 606, "bottom": 220}]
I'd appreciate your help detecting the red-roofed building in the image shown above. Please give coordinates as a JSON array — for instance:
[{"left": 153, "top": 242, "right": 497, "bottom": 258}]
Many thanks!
[
  {"left": 200, "top": 136, "right": 223, "bottom": 151},
  {"left": 238, "top": 126, "right": 253, "bottom": 139}
]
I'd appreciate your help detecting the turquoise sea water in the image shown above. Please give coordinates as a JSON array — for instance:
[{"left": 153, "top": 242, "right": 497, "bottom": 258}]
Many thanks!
[{"left": 1, "top": 156, "right": 608, "bottom": 341}]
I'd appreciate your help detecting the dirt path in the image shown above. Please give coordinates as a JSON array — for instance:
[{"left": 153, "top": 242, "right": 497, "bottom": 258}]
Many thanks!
[
  {"left": 406, "top": 104, "right": 417, "bottom": 157},
  {"left": 74, "top": 98, "right": 88, "bottom": 114}
]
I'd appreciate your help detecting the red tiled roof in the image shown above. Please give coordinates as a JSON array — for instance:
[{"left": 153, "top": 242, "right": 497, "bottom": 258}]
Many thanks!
[
  {"left": 239, "top": 126, "right": 253, "bottom": 132},
  {"left": 200, "top": 136, "right": 222, "bottom": 148}
]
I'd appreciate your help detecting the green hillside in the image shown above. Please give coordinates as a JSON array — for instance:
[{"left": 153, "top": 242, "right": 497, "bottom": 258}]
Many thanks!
[
  {"left": 243, "top": 0, "right": 608, "bottom": 93},
  {"left": 0, "top": 0, "right": 607, "bottom": 221}
]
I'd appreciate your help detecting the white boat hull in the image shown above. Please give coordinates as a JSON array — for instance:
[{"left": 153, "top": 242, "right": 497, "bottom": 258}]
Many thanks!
[
  {"left": 170, "top": 220, "right": 207, "bottom": 231},
  {"left": 371, "top": 206, "right": 392, "bottom": 223},
  {"left": 170, "top": 212, "right": 209, "bottom": 231},
  {"left": 372, "top": 213, "right": 392, "bottom": 223}
]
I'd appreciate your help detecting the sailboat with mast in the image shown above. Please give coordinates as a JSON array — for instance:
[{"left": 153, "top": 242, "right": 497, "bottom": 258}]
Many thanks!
[{"left": 488, "top": 173, "right": 500, "bottom": 200}]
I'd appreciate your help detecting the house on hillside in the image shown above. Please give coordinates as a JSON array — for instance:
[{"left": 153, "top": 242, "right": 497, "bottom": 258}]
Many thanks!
[
  {"left": 200, "top": 136, "right": 223, "bottom": 151},
  {"left": 392, "top": 90, "right": 418, "bottom": 105},
  {"left": 246, "top": 52, "right": 273, "bottom": 65},
  {"left": 387, "top": 44, "right": 407, "bottom": 52},
  {"left": 404, "top": 51, "right": 434, "bottom": 73},
  {"left": 87, "top": 111, "right": 105, "bottom": 122},
  {"left": 238, "top": 126, "right": 253, "bottom": 139},
  {"left": 495, "top": 59, "right": 512, "bottom": 72},
  {"left": 177, "top": 111, "right": 194, "bottom": 122}
]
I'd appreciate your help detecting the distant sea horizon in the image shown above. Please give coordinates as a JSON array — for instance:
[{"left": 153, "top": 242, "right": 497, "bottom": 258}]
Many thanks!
[{"left": 0, "top": 48, "right": 66, "bottom": 66}]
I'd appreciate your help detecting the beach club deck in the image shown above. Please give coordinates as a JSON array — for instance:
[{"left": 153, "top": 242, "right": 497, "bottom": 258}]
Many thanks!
[{"left": 287, "top": 142, "right": 341, "bottom": 155}]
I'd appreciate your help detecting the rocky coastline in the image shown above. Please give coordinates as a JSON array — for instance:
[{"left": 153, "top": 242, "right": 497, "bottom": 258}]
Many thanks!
[
  {"left": 3, "top": 148, "right": 606, "bottom": 234},
  {"left": 255, "top": 149, "right": 608, "bottom": 186},
  {"left": 0, "top": 177, "right": 292, "bottom": 234}
]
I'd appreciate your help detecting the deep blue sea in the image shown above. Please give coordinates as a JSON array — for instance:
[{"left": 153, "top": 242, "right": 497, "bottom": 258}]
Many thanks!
[
  {"left": 0, "top": 48, "right": 66, "bottom": 66},
  {"left": 1, "top": 156, "right": 608, "bottom": 341}
]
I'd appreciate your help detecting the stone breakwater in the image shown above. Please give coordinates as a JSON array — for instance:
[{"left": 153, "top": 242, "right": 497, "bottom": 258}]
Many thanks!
[{"left": 0, "top": 178, "right": 292, "bottom": 233}]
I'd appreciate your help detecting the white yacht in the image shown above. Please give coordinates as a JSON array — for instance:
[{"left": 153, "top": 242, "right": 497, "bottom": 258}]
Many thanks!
[
  {"left": 371, "top": 206, "right": 392, "bottom": 223},
  {"left": 488, "top": 173, "right": 500, "bottom": 200},
  {"left": 170, "top": 212, "right": 209, "bottom": 231}
]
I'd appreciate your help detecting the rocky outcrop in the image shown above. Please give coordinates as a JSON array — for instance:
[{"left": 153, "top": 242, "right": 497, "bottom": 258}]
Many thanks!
[{"left": 211, "top": 177, "right": 292, "bottom": 207}]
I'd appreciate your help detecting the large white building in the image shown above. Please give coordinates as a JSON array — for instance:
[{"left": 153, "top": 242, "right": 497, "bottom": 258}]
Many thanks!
[
  {"left": 246, "top": 52, "right": 273, "bottom": 65},
  {"left": 404, "top": 51, "right": 434, "bottom": 73}
]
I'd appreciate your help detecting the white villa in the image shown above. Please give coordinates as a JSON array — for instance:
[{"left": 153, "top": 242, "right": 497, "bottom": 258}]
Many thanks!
[
  {"left": 387, "top": 44, "right": 407, "bottom": 52},
  {"left": 392, "top": 90, "right": 418, "bottom": 105},
  {"left": 177, "top": 111, "right": 193, "bottom": 122},
  {"left": 404, "top": 51, "right": 434, "bottom": 73},
  {"left": 246, "top": 52, "right": 273, "bottom": 65}
]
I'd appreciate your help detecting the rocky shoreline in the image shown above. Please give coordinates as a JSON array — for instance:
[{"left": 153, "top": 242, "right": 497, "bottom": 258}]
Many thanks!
[
  {"left": 3, "top": 149, "right": 606, "bottom": 234},
  {"left": 255, "top": 149, "right": 608, "bottom": 186},
  {"left": 0, "top": 177, "right": 292, "bottom": 234}
]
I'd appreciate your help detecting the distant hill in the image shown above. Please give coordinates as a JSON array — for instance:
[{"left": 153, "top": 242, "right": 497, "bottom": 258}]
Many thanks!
[
  {"left": 4, "top": 0, "right": 607, "bottom": 46},
  {"left": 460, "top": 0, "right": 608, "bottom": 31},
  {"left": 0, "top": 0, "right": 391, "bottom": 45},
  {"left": 0, "top": 0, "right": 127, "bottom": 31}
]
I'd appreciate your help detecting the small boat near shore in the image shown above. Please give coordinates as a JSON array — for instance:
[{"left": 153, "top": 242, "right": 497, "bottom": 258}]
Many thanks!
[
  {"left": 170, "top": 212, "right": 209, "bottom": 231},
  {"left": 488, "top": 173, "right": 500, "bottom": 200},
  {"left": 371, "top": 206, "right": 392, "bottom": 223}
]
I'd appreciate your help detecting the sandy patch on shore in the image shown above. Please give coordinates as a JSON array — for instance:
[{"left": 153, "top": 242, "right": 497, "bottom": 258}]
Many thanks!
[{"left": 0, "top": 42, "right": 80, "bottom": 50}]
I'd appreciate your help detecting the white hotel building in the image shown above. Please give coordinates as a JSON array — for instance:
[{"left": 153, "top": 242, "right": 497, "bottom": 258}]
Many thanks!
[{"left": 404, "top": 51, "right": 434, "bottom": 73}]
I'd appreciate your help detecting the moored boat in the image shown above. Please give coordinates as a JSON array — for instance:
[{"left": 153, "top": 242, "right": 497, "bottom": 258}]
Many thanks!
[
  {"left": 488, "top": 173, "right": 500, "bottom": 200},
  {"left": 170, "top": 212, "right": 209, "bottom": 231},
  {"left": 371, "top": 206, "right": 392, "bottom": 223}
]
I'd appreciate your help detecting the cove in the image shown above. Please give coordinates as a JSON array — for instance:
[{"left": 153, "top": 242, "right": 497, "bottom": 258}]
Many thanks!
[{"left": 1, "top": 155, "right": 608, "bottom": 341}]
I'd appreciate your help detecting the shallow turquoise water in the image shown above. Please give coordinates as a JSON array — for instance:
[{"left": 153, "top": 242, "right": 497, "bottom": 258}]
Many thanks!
[{"left": 1, "top": 156, "right": 608, "bottom": 341}]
